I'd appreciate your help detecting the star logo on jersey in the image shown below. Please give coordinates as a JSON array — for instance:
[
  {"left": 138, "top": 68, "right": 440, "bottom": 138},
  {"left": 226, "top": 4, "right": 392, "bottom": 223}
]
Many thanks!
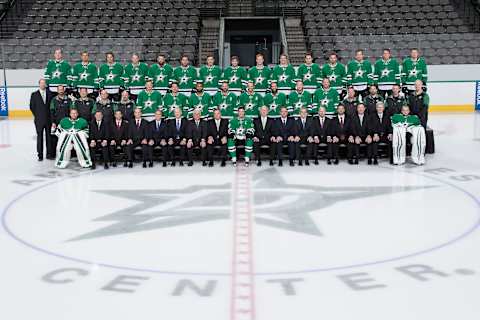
[
  {"left": 328, "top": 72, "right": 337, "bottom": 82},
  {"left": 52, "top": 69, "right": 62, "bottom": 79},
  {"left": 195, "top": 104, "right": 204, "bottom": 112},
  {"left": 69, "top": 168, "right": 432, "bottom": 241},
  {"left": 144, "top": 99, "right": 154, "bottom": 108},
  {"left": 169, "top": 104, "right": 178, "bottom": 113},
  {"left": 409, "top": 68, "right": 418, "bottom": 77},
  {"left": 381, "top": 68, "right": 392, "bottom": 77},
  {"left": 156, "top": 73, "right": 166, "bottom": 82},
  {"left": 79, "top": 71, "right": 89, "bottom": 81},
  {"left": 132, "top": 72, "right": 141, "bottom": 82},
  {"left": 106, "top": 72, "right": 116, "bottom": 81},
  {"left": 219, "top": 103, "right": 228, "bottom": 110},
  {"left": 294, "top": 102, "right": 304, "bottom": 110},
  {"left": 255, "top": 75, "right": 264, "bottom": 85},
  {"left": 245, "top": 103, "right": 254, "bottom": 110},
  {"left": 269, "top": 103, "right": 278, "bottom": 112},
  {"left": 354, "top": 69, "right": 365, "bottom": 78},
  {"left": 321, "top": 98, "right": 330, "bottom": 106},
  {"left": 303, "top": 72, "right": 312, "bottom": 81},
  {"left": 180, "top": 75, "right": 190, "bottom": 84},
  {"left": 205, "top": 74, "right": 214, "bottom": 84},
  {"left": 229, "top": 75, "right": 238, "bottom": 83},
  {"left": 279, "top": 73, "right": 288, "bottom": 82}
]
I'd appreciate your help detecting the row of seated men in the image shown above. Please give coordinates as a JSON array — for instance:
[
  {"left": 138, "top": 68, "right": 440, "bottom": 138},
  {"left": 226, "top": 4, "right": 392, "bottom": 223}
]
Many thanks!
[{"left": 85, "top": 99, "right": 393, "bottom": 169}]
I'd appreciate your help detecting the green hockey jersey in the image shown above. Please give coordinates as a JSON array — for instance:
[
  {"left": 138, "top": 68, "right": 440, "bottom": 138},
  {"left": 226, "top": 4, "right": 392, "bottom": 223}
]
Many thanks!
[
  {"left": 346, "top": 59, "right": 374, "bottom": 90},
  {"left": 374, "top": 59, "right": 401, "bottom": 89},
  {"left": 148, "top": 63, "right": 174, "bottom": 92},
  {"left": 312, "top": 87, "right": 340, "bottom": 115},
  {"left": 162, "top": 92, "right": 189, "bottom": 120},
  {"left": 321, "top": 62, "right": 346, "bottom": 92},
  {"left": 71, "top": 62, "right": 99, "bottom": 90},
  {"left": 198, "top": 65, "right": 222, "bottom": 92},
  {"left": 402, "top": 57, "right": 428, "bottom": 89},
  {"left": 288, "top": 90, "right": 312, "bottom": 116},
  {"left": 239, "top": 92, "right": 263, "bottom": 118},
  {"left": 136, "top": 89, "right": 163, "bottom": 119},
  {"left": 270, "top": 64, "right": 296, "bottom": 91},
  {"left": 98, "top": 62, "right": 124, "bottom": 93},
  {"left": 44, "top": 59, "right": 71, "bottom": 90},
  {"left": 391, "top": 113, "right": 421, "bottom": 126},
  {"left": 58, "top": 117, "right": 89, "bottom": 132},
  {"left": 228, "top": 117, "right": 255, "bottom": 139},
  {"left": 172, "top": 66, "right": 198, "bottom": 94},
  {"left": 123, "top": 62, "right": 149, "bottom": 94},
  {"left": 212, "top": 91, "right": 238, "bottom": 119},
  {"left": 187, "top": 92, "right": 212, "bottom": 119},
  {"left": 263, "top": 92, "right": 287, "bottom": 118},
  {"left": 248, "top": 66, "right": 271, "bottom": 92},
  {"left": 296, "top": 63, "right": 322, "bottom": 91},
  {"left": 221, "top": 66, "right": 248, "bottom": 92}
]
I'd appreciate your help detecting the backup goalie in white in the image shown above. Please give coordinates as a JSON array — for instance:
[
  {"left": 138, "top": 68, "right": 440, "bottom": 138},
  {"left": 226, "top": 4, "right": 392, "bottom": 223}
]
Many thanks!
[{"left": 391, "top": 105, "right": 426, "bottom": 165}]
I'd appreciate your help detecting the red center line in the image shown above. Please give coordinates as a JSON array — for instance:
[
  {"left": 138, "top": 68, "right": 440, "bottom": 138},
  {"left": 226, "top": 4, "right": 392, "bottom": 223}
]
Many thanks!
[{"left": 230, "top": 165, "right": 256, "bottom": 320}]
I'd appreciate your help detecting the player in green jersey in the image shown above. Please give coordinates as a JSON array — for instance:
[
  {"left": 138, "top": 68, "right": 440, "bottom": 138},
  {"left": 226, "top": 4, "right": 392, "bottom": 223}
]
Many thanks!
[
  {"left": 198, "top": 55, "right": 222, "bottom": 97},
  {"left": 148, "top": 54, "right": 174, "bottom": 96},
  {"left": 71, "top": 51, "right": 99, "bottom": 96},
  {"left": 43, "top": 49, "right": 71, "bottom": 94},
  {"left": 373, "top": 49, "right": 401, "bottom": 99},
  {"left": 271, "top": 53, "right": 296, "bottom": 96},
  {"left": 98, "top": 52, "right": 124, "bottom": 101},
  {"left": 221, "top": 55, "right": 248, "bottom": 96},
  {"left": 172, "top": 54, "right": 198, "bottom": 97},
  {"left": 228, "top": 106, "right": 255, "bottom": 167},
  {"left": 212, "top": 82, "right": 238, "bottom": 119},
  {"left": 391, "top": 105, "right": 426, "bottom": 165},
  {"left": 296, "top": 52, "right": 322, "bottom": 94},
  {"left": 248, "top": 53, "right": 271, "bottom": 97}
]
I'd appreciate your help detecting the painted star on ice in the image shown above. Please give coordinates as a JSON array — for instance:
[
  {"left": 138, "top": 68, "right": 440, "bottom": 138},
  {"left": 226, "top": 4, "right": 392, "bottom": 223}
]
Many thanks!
[
  {"left": 68, "top": 168, "right": 433, "bottom": 241},
  {"left": 52, "top": 69, "right": 62, "bottom": 79},
  {"left": 79, "top": 71, "right": 89, "bottom": 81},
  {"left": 255, "top": 75, "right": 264, "bottom": 85},
  {"left": 354, "top": 69, "right": 365, "bottom": 78}
]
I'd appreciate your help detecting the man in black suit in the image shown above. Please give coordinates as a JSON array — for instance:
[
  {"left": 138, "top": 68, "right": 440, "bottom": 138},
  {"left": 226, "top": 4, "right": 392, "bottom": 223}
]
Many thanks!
[
  {"left": 186, "top": 108, "right": 208, "bottom": 166},
  {"left": 30, "top": 79, "right": 54, "bottom": 161},
  {"left": 126, "top": 108, "right": 150, "bottom": 168},
  {"left": 294, "top": 107, "right": 314, "bottom": 166},
  {"left": 167, "top": 107, "right": 188, "bottom": 166},
  {"left": 349, "top": 103, "right": 373, "bottom": 165},
  {"left": 369, "top": 101, "right": 392, "bottom": 164},
  {"left": 148, "top": 109, "right": 168, "bottom": 167},
  {"left": 110, "top": 110, "right": 129, "bottom": 167},
  {"left": 89, "top": 111, "right": 111, "bottom": 170},
  {"left": 273, "top": 106, "right": 297, "bottom": 167},
  {"left": 206, "top": 108, "right": 228, "bottom": 167},
  {"left": 310, "top": 106, "right": 334, "bottom": 164},
  {"left": 253, "top": 106, "right": 276, "bottom": 166},
  {"left": 330, "top": 104, "right": 354, "bottom": 164}
]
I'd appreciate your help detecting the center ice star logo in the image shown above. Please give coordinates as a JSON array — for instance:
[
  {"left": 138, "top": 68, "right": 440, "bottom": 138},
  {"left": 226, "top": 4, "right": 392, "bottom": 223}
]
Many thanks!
[{"left": 69, "top": 168, "right": 430, "bottom": 241}]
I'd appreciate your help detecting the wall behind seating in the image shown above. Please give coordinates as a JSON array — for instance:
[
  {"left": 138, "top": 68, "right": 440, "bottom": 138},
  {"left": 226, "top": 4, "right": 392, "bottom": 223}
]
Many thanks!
[{"left": 3, "top": 65, "right": 480, "bottom": 118}]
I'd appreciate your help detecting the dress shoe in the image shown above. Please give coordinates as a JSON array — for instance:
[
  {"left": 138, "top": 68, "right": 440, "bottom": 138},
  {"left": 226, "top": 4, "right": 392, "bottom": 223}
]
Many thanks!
[
  {"left": 334, "top": 158, "right": 339, "bottom": 165},
  {"left": 368, "top": 158, "right": 373, "bottom": 165},
  {"left": 314, "top": 159, "right": 319, "bottom": 165},
  {"left": 208, "top": 161, "right": 214, "bottom": 167},
  {"left": 348, "top": 159, "right": 354, "bottom": 165},
  {"left": 220, "top": 160, "right": 226, "bottom": 167},
  {"left": 257, "top": 161, "right": 262, "bottom": 167},
  {"left": 104, "top": 163, "right": 109, "bottom": 169},
  {"left": 171, "top": 161, "right": 176, "bottom": 167},
  {"left": 162, "top": 162, "right": 167, "bottom": 167},
  {"left": 90, "top": 164, "right": 96, "bottom": 170},
  {"left": 289, "top": 160, "right": 295, "bottom": 167},
  {"left": 38, "top": 156, "right": 43, "bottom": 162},
  {"left": 298, "top": 160, "right": 303, "bottom": 166},
  {"left": 188, "top": 161, "right": 193, "bottom": 167},
  {"left": 179, "top": 161, "right": 184, "bottom": 166},
  {"left": 202, "top": 161, "right": 207, "bottom": 167},
  {"left": 327, "top": 159, "right": 332, "bottom": 165},
  {"left": 278, "top": 160, "right": 283, "bottom": 167},
  {"left": 111, "top": 162, "right": 117, "bottom": 167},
  {"left": 305, "top": 160, "right": 310, "bottom": 166},
  {"left": 149, "top": 161, "right": 153, "bottom": 168},
  {"left": 269, "top": 160, "right": 274, "bottom": 166},
  {"left": 142, "top": 161, "right": 147, "bottom": 168},
  {"left": 128, "top": 162, "right": 133, "bottom": 168},
  {"left": 123, "top": 161, "right": 128, "bottom": 167},
  {"left": 373, "top": 157, "right": 379, "bottom": 165},
  {"left": 354, "top": 158, "right": 359, "bottom": 165}
]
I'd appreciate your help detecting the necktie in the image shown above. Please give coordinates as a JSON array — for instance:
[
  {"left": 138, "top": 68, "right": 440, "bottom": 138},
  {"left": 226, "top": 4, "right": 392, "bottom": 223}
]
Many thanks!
[
  {"left": 97, "top": 121, "right": 101, "bottom": 129},
  {"left": 216, "top": 120, "right": 220, "bottom": 132},
  {"left": 196, "top": 120, "right": 199, "bottom": 128},
  {"left": 262, "top": 118, "right": 266, "bottom": 130},
  {"left": 379, "top": 114, "right": 383, "bottom": 123},
  {"left": 340, "top": 117, "right": 344, "bottom": 127},
  {"left": 157, "top": 121, "right": 160, "bottom": 130},
  {"left": 283, "top": 119, "right": 286, "bottom": 126},
  {"left": 302, "top": 119, "right": 305, "bottom": 129},
  {"left": 41, "top": 90, "right": 46, "bottom": 104},
  {"left": 117, "top": 121, "right": 121, "bottom": 128},
  {"left": 360, "top": 116, "right": 363, "bottom": 126},
  {"left": 321, "top": 118, "right": 324, "bottom": 128},
  {"left": 176, "top": 120, "right": 180, "bottom": 131},
  {"left": 136, "top": 120, "right": 140, "bottom": 128}
]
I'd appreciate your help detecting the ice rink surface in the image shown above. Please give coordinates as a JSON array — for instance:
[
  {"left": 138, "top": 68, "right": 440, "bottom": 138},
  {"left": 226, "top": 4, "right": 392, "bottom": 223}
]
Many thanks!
[{"left": 0, "top": 113, "right": 480, "bottom": 320}]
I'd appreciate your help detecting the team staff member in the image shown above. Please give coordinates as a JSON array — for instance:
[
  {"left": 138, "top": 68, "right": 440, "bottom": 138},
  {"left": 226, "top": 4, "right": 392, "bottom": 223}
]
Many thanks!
[
  {"left": 30, "top": 79, "right": 54, "bottom": 161},
  {"left": 126, "top": 108, "right": 150, "bottom": 168},
  {"left": 89, "top": 111, "right": 111, "bottom": 170},
  {"left": 110, "top": 110, "right": 129, "bottom": 167}
]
